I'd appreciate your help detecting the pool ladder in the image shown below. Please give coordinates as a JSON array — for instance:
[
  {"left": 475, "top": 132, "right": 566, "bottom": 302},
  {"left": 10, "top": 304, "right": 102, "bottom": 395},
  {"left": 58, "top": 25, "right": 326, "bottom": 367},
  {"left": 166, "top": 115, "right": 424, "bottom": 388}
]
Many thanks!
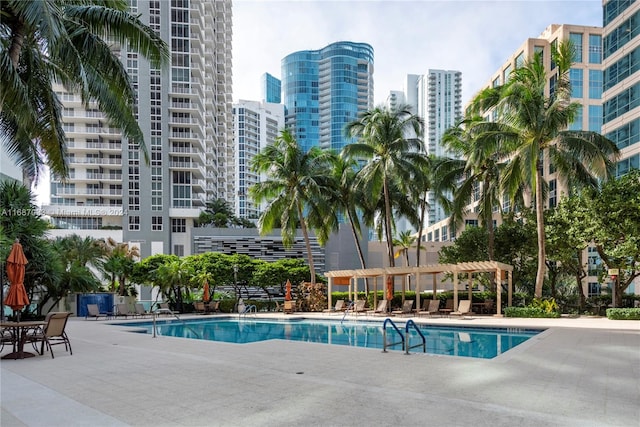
[
  {"left": 239, "top": 305, "right": 257, "bottom": 318},
  {"left": 152, "top": 310, "right": 201, "bottom": 339},
  {"left": 382, "top": 318, "right": 426, "bottom": 355},
  {"left": 340, "top": 301, "right": 356, "bottom": 324}
]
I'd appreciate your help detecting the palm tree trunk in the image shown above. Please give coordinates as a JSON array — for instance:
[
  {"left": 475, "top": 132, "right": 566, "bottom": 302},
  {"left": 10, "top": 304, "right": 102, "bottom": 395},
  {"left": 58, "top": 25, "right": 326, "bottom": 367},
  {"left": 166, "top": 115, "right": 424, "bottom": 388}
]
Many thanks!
[
  {"left": 1, "top": 23, "right": 25, "bottom": 114},
  {"left": 297, "top": 202, "right": 316, "bottom": 285},
  {"left": 415, "top": 195, "right": 427, "bottom": 266},
  {"left": 534, "top": 166, "right": 547, "bottom": 298},
  {"left": 383, "top": 178, "right": 395, "bottom": 268},
  {"left": 347, "top": 212, "right": 369, "bottom": 294}
]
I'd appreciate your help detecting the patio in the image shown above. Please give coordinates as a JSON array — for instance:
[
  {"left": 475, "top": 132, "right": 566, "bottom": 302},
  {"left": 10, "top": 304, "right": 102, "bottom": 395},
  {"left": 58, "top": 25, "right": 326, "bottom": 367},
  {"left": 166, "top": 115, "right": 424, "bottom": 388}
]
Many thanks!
[{"left": 1, "top": 314, "right": 639, "bottom": 427}]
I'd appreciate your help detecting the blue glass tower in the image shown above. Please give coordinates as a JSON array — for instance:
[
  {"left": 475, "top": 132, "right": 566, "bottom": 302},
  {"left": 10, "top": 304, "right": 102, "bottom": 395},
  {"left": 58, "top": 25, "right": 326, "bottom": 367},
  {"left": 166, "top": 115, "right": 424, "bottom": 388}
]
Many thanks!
[
  {"left": 261, "top": 72, "right": 281, "bottom": 104},
  {"left": 282, "top": 41, "right": 374, "bottom": 152}
]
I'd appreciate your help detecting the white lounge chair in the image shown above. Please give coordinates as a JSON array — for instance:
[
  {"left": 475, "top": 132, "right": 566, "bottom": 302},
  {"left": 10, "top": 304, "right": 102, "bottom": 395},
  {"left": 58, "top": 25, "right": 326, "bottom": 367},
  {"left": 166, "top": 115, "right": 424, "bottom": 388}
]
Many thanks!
[{"left": 451, "top": 300, "right": 473, "bottom": 317}]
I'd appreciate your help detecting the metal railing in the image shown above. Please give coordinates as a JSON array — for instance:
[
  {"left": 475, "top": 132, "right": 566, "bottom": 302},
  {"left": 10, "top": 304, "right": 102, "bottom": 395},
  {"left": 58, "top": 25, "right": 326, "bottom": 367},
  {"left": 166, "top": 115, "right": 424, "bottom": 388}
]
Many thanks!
[{"left": 382, "top": 318, "right": 405, "bottom": 353}]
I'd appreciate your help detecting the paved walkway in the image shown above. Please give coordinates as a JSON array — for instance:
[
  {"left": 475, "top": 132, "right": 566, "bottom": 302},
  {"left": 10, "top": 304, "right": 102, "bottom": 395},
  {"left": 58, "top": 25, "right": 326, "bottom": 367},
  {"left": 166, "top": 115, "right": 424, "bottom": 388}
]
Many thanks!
[{"left": 1, "top": 314, "right": 639, "bottom": 427}]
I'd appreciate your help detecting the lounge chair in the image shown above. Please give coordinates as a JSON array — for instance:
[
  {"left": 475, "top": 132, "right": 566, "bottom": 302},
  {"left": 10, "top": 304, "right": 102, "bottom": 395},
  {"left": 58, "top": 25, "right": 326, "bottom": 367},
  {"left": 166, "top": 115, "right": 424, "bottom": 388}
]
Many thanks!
[
  {"left": 85, "top": 303, "right": 110, "bottom": 320},
  {"left": 283, "top": 300, "right": 296, "bottom": 314},
  {"left": 440, "top": 299, "right": 454, "bottom": 317},
  {"left": 451, "top": 300, "right": 473, "bottom": 317},
  {"left": 366, "top": 300, "right": 388, "bottom": 316},
  {"left": 26, "top": 312, "right": 72, "bottom": 359},
  {"left": 134, "top": 303, "right": 149, "bottom": 318},
  {"left": 0, "top": 327, "right": 15, "bottom": 352},
  {"left": 323, "top": 299, "right": 345, "bottom": 313},
  {"left": 206, "top": 301, "right": 220, "bottom": 313},
  {"left": 417, "top": 299, "right": 441, "bottom": 317},
  {"left": 392, "top": 300, "right": 414, "bottom": 316},
  {"left": 156, "top": 302, "right": 177, "bottom": 315},
  {"left": 194, "top": 301, "right": 206, "bottom": 314},
  {"left": 115, "top": 303, "right": 134, "bottom": 318},
  {"left": 346, "top": 300, "right": 367, "bottom": 314}
]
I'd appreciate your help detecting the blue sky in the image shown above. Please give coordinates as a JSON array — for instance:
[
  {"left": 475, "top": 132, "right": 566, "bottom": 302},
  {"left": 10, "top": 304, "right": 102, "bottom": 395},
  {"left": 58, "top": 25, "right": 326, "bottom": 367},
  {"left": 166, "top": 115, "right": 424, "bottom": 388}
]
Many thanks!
[{"left": 233, "top": 0, "right": 602, "bottom": 105}]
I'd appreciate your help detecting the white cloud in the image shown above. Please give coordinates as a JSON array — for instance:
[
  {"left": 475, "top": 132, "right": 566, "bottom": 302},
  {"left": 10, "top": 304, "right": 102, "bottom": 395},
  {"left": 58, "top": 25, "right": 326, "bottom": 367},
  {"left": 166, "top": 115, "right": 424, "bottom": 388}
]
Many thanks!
[{"left": 232, "top": 0, "right": 602, "bottom": 105}]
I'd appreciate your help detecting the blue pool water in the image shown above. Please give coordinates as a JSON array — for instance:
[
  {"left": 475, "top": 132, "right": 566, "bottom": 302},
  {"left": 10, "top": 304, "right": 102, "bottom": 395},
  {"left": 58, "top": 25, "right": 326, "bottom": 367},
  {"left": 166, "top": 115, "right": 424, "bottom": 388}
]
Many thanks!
[{"left": 116, "top": 318, "right": 542, "bottom": 359}]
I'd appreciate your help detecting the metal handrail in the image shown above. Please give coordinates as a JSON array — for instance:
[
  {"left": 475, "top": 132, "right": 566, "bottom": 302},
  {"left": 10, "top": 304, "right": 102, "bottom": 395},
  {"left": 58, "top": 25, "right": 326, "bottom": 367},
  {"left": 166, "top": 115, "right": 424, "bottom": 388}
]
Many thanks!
[
  {"left": 405, "top": 319, "right": 426, "bottom": 355},
  {"left": 382, "top": 318, "right": 405, "bottom": 353},
  {"left": 340, "top": 301, "right": 355, "bottom": 324},
  {"left": 239, "top": 305, "right": 257, "bottom": 317}
]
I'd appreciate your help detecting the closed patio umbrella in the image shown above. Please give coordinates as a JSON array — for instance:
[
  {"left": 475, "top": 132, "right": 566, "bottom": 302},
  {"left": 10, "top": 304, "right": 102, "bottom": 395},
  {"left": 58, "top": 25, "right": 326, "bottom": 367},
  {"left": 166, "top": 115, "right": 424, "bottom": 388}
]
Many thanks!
[
  {"left": 203, "top": 280, "right": 210, "bottom": 303},
  {"left": 285, "top": 279, "right": 292, "bottom": 301},
  {"left": 5, "top": 239, "right": 29, "bottom": 321}
]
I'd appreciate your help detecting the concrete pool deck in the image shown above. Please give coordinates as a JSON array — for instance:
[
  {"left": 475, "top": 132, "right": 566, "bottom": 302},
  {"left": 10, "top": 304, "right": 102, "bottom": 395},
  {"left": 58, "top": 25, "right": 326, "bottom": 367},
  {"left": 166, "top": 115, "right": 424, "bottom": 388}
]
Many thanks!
[{"left": 1, "top": 313, "right": 639, "bottom": 427}]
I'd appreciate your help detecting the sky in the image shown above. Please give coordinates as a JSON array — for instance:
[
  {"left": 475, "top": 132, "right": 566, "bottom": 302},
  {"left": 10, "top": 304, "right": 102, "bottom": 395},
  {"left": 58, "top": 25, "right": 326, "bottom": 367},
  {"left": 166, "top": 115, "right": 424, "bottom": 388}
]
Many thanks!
[{"left": 233, "top": 0, "right": 602, "bottom": 106}]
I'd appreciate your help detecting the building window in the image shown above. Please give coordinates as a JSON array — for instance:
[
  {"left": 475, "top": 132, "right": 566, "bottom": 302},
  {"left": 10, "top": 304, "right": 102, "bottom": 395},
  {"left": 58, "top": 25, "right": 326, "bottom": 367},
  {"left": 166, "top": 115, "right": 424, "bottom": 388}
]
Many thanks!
[
  {"left": 171, "top": 218, "right": 186, "bottom": 233},
  {"left": 588, "top": 34, "right": 602, "bottom": 64},
  {"left": 589, "top": 70, "right": 603, "bottom": 99},
  {"left": 588, "top": 282, "right": 601, "bottom": 297},
  {"left": 152, "top": 216, "right": 163, "bottom": 231},
  {"left": 570, "top": 33, "right": 583, "bottom": 63},
  {"left": 569, "top": 105, "right": 583, "bottom": 131},
  {"left": 173, "top": 245, "right": 184, "bottom": 257},
  {"left": 606, "top": 118, "right": 640, "bottom": 150},
  {"left": 588, "top": 105, "right": 603, "bottom": 132},
  {"left": 549, "top": 179, "right": 557, "bottom": 208},
  {"left": 128, "top": 216, "right": 140, "bottom": 231},
  {"left": 569, "top": 68, "right": 583, "bottom": 98}
]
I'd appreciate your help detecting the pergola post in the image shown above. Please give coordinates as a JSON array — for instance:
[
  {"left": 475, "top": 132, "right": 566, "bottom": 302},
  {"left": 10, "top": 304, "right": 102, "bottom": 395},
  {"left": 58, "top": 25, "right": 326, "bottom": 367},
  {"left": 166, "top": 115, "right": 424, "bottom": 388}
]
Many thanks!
[
  {"left": 328, "top": 277, "right": 333, "bottom": 310},
  {"left": 496, "top": 267, "right": 502, "bottom": 316},
  {"left": 508, "top": 270, "right": 513, "bottom": 308},
  {"left": 453, "top": 271, "right": 459, "bottom": 311},
  {"left": 415, "top": 271, "right": 421, "bottom": 311},
  {"left": 432, "top": 273, "right": 437, "bottom": 298},
  {"left": 467, "top": 272, "right": 473, "bottom": 302}
]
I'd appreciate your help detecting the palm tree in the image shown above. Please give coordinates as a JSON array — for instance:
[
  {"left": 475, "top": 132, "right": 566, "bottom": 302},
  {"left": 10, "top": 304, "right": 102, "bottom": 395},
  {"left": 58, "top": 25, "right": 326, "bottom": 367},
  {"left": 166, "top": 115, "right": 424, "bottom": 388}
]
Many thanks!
[
  {"left": 1, "top": 0, "right": 169, "bottom": 180},
  {"left": 99, "top": 237, "right": 140, "bottom": 296},
  {"left": 439, "top": 117, "right": 513, "bottom": 261},
  {"left": 328, "top": 155, "right": 369, "bottom": 269},
  {"left": 470, "top": 42, "right": 620, "bottom": 298},
  {"left": 343, "top": 104, "right": 426, "bottom": 269},
  {"left": 393, "top": 230, "right": 423, "bottom": 291},
  {"left": 249, "top": 129, "right": 336, "bottom": 285}
]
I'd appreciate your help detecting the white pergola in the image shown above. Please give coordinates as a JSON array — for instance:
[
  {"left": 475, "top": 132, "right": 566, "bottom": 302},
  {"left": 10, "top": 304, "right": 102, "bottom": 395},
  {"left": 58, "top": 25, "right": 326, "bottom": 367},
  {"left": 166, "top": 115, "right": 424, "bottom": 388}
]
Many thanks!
[{"left": 325, "top": 261, "right": 514, "bottom": 316}]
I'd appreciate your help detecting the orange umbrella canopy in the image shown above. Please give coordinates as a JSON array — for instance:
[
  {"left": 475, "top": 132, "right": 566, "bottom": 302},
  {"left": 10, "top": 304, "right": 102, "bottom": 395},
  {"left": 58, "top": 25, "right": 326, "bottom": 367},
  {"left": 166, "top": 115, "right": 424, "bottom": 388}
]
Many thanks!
[
  {"left": 285, "top": 279, "right": 292, "bottom": 301},
  {"left": 386, "top": 276, "right": 394, "bottom": 301},
  {"left": 5, "top": 240, "right": 29, "bottom": 311},
  {"left": 203, "top": 280, "right": 210, "bottom": 302}
]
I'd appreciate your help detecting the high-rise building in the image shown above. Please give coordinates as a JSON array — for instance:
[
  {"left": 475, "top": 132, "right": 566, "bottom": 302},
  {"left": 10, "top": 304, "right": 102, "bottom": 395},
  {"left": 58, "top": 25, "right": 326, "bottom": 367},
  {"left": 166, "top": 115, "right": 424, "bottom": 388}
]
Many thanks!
[
  {"left": 281, "top": 41, "right": 374, "bottom": 152},
  {"left": 423, "top": 23, "right": 604, "bottom": 243},
  {"left": 261, "top": 73, "right": 281, "bottom": 104},
  {"left": 602, "top": 0, "right": 640, "bottom": 176},
  {"left": 42, "top": 0, "right": 233, "bottom": 259},
  {"left": 233, "top": 100, "right": 285, "bottom": 221},
  {"left": 390, "top": 70, "right": 462, "bottom": 227}
]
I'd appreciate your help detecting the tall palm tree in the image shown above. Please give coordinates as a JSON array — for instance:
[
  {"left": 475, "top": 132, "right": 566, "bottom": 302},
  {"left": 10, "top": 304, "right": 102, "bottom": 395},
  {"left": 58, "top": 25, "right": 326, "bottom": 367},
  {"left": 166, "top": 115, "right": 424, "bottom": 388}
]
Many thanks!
[
  {"left": 328, "top": 155, "right": 369, "bottom": 273},
  {"left": 249, "top": 129, "right": 336, "bottom": 285},
  {"left": 471, "top": 42, "right": 620, "bottom": 298},
  {"left": 1, "top": 0, "right": 169, "bottom": 180},
  {"left": 438, "top": 117, "right": 513, "bottom": 261},
  {"left": 343, "top": 104, "right": 426, "bottom": 269}
]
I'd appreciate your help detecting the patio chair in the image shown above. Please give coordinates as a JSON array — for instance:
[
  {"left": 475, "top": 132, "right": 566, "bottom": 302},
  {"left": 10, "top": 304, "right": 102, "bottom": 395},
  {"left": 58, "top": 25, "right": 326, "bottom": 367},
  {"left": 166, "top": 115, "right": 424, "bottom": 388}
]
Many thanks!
[
  {"left": 451, "top": 300, "right": 473, "bottom": 317},
  {"left": 85, "top": 304, "right": 110, "bottom": 320},
  {"left": 194, "top": 301, "right": 206, "bottom": 314},
  {"left": 206, "top": 301, "right": 220, "bottom": 313},
  {"left": 115, "top": 303, "right": 134, "bottom": 318},
  {"left": 0, "top": 326, "right": 16, "bottom": 352},
  {"left": 418, "top": 299, "right": 441, "bottom": 317},
  {"left": 392, "top": 300, "right": 414, "bottom": 316},
  {"left": 26, "top": 312, "right": 72, "bottom": 359},
  {"left": 134, "top": 303, "right": 149, "bottom": 318},
  {"left": 323, "top": 299, "right": 345, "bottom": 313},
  {"left": 366, "top": 300, "right": 387, "bottom": 316},
  {"left": 283, "top": 300, "right": 296, "bottom": 314}
]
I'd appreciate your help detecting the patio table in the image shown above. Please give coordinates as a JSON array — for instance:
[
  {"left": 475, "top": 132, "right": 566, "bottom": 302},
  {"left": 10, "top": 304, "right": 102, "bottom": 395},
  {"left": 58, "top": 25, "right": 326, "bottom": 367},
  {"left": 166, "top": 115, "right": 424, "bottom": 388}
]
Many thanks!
[{"left": 0, "top": 321, "right": 46, "bottom": 359}]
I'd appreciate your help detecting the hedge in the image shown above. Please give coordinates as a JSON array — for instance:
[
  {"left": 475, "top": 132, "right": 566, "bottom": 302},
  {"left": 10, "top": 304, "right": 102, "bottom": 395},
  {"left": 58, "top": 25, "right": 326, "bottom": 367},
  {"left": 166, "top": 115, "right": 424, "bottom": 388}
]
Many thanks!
[
  {"left": 504, "top": 307, "right": 561, "bottom": 318},
  {"left": 606, "top": 308, "right": 640, "bottom": 320}
]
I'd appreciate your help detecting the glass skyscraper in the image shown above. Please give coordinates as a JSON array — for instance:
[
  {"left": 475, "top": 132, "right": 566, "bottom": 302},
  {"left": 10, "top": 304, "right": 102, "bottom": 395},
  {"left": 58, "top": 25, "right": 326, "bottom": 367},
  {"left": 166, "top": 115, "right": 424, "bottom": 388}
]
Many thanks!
[
  {"left": 261, "top": 73, "right": 281, "bottom": 104},
  {"left": 282, "top": 41, "right": 374, "bottom": 152},
  {"left": 602, "top": 0, "right": 640, "bottom": 176}
]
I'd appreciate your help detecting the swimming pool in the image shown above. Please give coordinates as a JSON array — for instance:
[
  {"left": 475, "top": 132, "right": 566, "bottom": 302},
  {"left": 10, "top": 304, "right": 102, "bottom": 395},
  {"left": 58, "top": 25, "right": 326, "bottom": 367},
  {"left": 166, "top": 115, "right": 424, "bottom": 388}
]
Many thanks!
[{"left": 116, "top": 317, "right": 543, "bottom": 359}]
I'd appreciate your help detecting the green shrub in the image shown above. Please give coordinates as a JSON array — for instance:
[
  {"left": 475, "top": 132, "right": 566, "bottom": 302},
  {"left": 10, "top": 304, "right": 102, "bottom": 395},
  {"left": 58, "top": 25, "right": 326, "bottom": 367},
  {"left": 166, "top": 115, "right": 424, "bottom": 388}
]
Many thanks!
[
  {"left": 606, "top": 308, "right": 640, "bottom": 320},
  {"left": 504, "top": 306, "right": 561, "bottom": 318}
]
